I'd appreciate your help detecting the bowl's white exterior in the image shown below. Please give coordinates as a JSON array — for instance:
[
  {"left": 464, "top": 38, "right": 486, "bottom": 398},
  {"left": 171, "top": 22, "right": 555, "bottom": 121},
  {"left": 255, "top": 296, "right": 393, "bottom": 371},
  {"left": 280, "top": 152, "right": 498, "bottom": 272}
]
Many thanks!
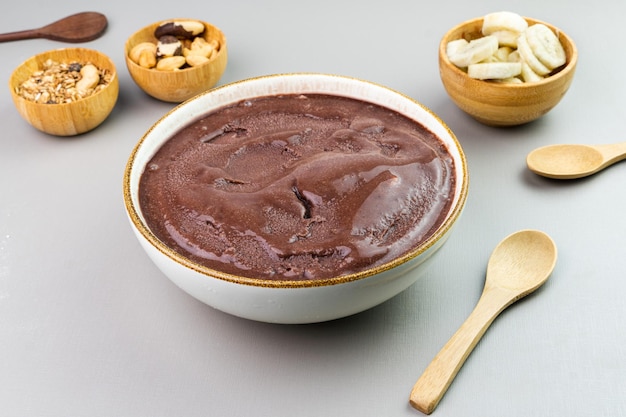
[
  {"left": 130, "top": 223, "right": 453, "bottom": 323},
  {"left": 124, "top": 73, "right": 468, "bottom": 324}
]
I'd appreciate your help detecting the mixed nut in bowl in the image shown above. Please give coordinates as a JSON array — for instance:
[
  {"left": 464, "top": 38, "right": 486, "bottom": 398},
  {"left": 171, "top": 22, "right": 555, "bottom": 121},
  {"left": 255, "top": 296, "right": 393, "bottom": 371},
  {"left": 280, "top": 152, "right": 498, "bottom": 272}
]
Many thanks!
[
  {"left": 124, "top": 19, "right": 228, "bottom": 103},
  {"left": 9, "top": 48, "right": 118, "bottom": 136},
  {"left": 439, "top": 11, "right": 577, "bottom": 126},
  {"left": 123, "top": 73, "right": 469, "bottom": 324}
]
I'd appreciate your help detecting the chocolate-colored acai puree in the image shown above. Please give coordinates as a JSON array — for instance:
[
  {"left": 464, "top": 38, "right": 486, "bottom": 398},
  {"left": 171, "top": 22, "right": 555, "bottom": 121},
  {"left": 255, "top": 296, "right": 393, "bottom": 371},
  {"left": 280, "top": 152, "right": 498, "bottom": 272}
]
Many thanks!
[{"left": 139, "top": 94, "right": 456, "bottom": 281}]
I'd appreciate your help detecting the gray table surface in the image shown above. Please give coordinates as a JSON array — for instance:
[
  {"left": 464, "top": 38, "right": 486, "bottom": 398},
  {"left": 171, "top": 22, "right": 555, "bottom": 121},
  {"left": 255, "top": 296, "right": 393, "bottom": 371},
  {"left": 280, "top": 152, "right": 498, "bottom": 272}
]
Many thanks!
[{"left": 2, "top": 1, "right": 625, "bottom": 416}]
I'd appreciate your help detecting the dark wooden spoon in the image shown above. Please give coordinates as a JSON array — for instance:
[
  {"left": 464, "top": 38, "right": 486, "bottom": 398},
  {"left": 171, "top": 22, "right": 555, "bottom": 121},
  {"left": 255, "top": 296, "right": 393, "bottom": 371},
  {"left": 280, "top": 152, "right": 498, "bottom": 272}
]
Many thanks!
[{"left": 0, "top": 12, "right": 108, "bottom": 43}]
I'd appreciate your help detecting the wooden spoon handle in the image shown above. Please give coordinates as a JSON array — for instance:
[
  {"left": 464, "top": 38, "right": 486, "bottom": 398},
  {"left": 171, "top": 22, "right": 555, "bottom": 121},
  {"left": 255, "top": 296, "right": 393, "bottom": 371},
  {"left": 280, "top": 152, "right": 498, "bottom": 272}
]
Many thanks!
[
  {"left": 409, "top": 288, "right": 512, "bottom": 414},
  {"left": 596, "top": 141, "right": 626, "bottom": 164},
  {"left": 0, "top": 29, "right": 40, "bottom": 43}
]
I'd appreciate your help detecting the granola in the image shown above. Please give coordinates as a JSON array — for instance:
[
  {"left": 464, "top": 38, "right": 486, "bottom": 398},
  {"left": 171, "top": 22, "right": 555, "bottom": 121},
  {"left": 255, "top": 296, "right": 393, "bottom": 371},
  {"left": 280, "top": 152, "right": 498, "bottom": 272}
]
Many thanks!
[{"left": 15, "top": 59, "right": 113, "bottom": 104}]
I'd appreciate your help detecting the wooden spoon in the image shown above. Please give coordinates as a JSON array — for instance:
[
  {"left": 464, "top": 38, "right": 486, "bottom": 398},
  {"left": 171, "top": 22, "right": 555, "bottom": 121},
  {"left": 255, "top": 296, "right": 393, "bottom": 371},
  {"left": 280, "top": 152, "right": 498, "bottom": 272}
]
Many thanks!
[
  {"left": 409, "top": 230, "right": 557, "bottom": 414},
  {"left": 527, "top": 141, "right": 626, "bottom": 179},
  {"left": 0, "top": 12, "right": 107, "bottom": 43}
]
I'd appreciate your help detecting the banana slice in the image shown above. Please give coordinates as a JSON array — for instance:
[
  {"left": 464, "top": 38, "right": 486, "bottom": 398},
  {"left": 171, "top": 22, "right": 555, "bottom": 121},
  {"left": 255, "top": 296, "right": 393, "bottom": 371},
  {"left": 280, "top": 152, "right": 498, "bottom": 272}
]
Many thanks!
[
  {"left": 494, "top": 46, "right": 514, "bottom": 62},
  {"left": 446, "top": 11, "right": 567, "bottom": 84},
  {"left": 480, "top": 55, "right": 498, "bottom": 63},
  {"left": 446, "top": 39, "right": 469, "bottom": 57},
  {"left": 517, "top": 32, "right": 551, "bottom": 75},
  {"left": 525, "top": 23, "right": 566, "bottom": 69},
  {"left": 468, "top": 62, "right": 522, "bottom": 80},
  {"left": 482, "top": 11, "right": 528, "bottom": 35},
  {"left": 520, "top": 61, "right": 545, "bottom": 83},
  {"left": 489, "top": 30, "right": 521, "bottom": 47},
  {"left": 507, "top": 50, "right": 521, "bottom": 63},
  {"left": 493, "top": 77, "right": 523, "bottom": 84},
  {"left": 447, "top": 35, "right": 499, "bottom": 68}
]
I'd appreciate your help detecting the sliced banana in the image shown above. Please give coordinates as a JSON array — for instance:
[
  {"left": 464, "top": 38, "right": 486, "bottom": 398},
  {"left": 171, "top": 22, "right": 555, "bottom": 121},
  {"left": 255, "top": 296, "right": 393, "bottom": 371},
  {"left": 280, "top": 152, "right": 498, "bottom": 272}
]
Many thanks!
[
  {"left": 517, "top": 32, "right": 551, "bottom": 75},
  {"left": 479, "top": 55, "right": 498, "bottom": 63},
  {"left": 446, "top": 35, "right": 499, "bottom": 68},
  {"left": 493, "top": 77, "right": 523, "bottom": 84},
  {"left": 489, "top": 30, "right": 521, "bottom": 47},
  {"left": 447, "top": 11, "right": 567, "bottom": 84},
  {"left": 520, "top": 61, "right": 545, "bottom": 83},
  {"left": 468, "top": 62, "right": 522, "bottom": 80},
  {"left": 482, "top": 11, "right": 528, "bottom": 35},
  {"left": 493, "top": 46, "right": 514, "bottom": 62},
  {"left": 525, "top": 23, "right": 566, "bottom": 69},
  {"left": 446, "top": 39, "right": 469, "bottom": 57},
  {"left": 507, "top": 50, "right": 521, "bottom": 63}
]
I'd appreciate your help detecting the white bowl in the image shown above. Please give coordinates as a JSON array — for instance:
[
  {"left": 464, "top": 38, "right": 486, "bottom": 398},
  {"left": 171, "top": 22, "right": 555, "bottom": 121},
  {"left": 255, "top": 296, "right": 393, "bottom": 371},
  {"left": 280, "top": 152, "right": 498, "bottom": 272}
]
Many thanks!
[{"left": 123, "top": 73, "right": 469, "bottom": 324}]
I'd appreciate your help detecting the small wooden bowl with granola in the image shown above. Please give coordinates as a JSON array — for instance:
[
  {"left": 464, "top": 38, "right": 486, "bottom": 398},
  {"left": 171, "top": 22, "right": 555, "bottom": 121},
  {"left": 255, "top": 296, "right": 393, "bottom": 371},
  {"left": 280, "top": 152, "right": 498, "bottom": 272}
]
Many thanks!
[
  {"left": 9, "top": 48, "right": 119, "bottom": 136},
  {"left": 124, "top": 19, "right": 228, "bottom": 103}
]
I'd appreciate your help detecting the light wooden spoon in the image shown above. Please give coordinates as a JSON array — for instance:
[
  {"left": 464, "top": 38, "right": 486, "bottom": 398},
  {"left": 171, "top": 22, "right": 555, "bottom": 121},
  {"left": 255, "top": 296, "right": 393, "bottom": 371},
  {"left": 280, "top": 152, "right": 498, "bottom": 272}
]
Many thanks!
[
  {"left": 0, "top": 12, "right": 107, "bottom": 43},
  {"left": 527, "top": 141, "right": 626, "bottom": 179},
  {"left": 409, "top": 230, "right": 557, "bottom": 415}
]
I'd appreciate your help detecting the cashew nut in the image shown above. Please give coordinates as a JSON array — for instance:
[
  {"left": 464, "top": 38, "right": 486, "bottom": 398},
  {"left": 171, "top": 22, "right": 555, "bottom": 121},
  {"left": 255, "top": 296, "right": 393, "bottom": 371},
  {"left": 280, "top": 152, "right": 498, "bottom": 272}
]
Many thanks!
[
  {"left": 156, "top": 56, "right": 186, "bottom": 71},
  {"left": 183, "top": 37, "right": 215, "bottom": 58},
  {"left": 210, "top": 39, "right": 220, "bottom": 50},
  {"left": 130, "top": 42, "right": 158, "bottom": 68},
  {"left": 138, "top": 50, "right": 157, "bottom": 69},
  {"left": 185, "top": 54, "right": 210, "bottom": 67},
  {"left": 76, "top": 64, "right": 100, "bottom": 94}
]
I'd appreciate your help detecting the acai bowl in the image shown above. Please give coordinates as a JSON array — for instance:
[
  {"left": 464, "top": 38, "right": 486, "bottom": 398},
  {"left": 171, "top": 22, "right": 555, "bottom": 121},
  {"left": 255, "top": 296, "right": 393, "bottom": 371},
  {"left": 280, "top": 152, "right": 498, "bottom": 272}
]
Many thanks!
[{"left": 123, "top": 73, "right": 468, "bottom": 324}]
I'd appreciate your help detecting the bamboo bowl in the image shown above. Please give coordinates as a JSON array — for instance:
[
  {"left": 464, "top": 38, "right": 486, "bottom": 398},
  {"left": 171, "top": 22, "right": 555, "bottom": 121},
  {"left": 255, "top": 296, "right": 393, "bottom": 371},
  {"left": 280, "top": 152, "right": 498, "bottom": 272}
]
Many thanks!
[
  {"left": 439, "top": 17, "right": 577, "bottom": 126},
  {"left": 124, "top": 19, "right": 228, "bottom": 103},
  {"left": 9, "top": 48, "right": 119, "bottom": 136}
]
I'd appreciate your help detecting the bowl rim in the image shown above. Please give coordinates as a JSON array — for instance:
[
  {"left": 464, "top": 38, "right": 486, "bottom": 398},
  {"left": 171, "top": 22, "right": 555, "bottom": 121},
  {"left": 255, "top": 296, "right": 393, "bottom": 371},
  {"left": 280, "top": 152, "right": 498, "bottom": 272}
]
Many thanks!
[
  {"left": 439, "top": 16, "right": 578, "bottom": 88},
  {"left": 9, "top": 47, "right": 118, "bottom": 108},
  {"left": 123, "top": 72, "right": 469, "bottom": 289}
]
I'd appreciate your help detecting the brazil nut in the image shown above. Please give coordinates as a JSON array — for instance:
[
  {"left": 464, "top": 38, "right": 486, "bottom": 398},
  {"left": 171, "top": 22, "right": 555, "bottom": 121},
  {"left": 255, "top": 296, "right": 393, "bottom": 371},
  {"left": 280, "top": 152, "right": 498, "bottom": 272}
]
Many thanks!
[{"left": 154, "top": 20, "right": 205, "bottom": 39}]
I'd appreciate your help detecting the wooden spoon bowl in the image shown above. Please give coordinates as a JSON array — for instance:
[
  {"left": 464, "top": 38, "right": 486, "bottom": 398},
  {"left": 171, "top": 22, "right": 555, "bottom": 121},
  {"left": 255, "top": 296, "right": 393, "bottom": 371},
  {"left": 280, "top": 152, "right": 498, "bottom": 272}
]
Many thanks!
[
  {"left": 439, "top": 17, "right": 577, "bottom": 126},
  {"left": 8, "top": 48, "right": 119, "bottom": 136},
  {"left": 124, "top": 19, "right": 228, "bottom": 103}
]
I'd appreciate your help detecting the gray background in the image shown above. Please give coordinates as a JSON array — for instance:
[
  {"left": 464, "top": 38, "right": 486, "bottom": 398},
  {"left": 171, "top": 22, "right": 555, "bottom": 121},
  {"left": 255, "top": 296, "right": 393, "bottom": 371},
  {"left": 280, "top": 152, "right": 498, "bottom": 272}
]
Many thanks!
[{"left": 1, "top": 1, "right": 625, "bottom": 416}]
